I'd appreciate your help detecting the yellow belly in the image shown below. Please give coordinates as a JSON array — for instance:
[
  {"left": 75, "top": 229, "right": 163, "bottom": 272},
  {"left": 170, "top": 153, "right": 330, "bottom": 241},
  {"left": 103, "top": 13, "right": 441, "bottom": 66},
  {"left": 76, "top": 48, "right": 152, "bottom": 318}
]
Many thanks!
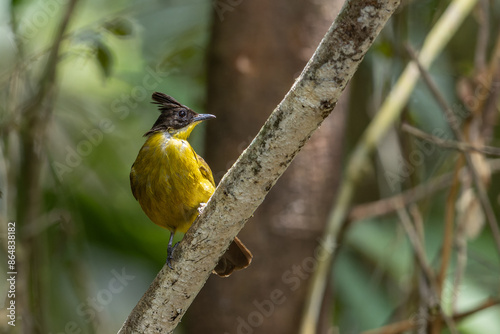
[{"left": 130, "top": 132, "right": 215, "bottom": 233}]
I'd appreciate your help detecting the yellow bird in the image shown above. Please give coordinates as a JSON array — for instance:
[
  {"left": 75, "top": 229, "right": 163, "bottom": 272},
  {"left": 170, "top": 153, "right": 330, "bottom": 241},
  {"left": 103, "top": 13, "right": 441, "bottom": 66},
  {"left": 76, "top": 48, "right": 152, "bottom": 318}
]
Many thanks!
[{"left": 130, "top": 92, "right": 252, "bottom": 276}]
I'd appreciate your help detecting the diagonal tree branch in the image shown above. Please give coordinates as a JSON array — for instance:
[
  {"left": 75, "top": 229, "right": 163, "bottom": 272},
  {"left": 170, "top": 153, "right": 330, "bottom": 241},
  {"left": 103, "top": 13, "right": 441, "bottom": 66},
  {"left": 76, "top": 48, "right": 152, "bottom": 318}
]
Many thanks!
[
  {"left": 348, "top": 159, "right": 500, "bottom": 222},
  {"left": 402, "top": 123, "right": 500, "bottom": 156},
  {"left": 118, "top": 0, "right": 400, "bottom": 332}
]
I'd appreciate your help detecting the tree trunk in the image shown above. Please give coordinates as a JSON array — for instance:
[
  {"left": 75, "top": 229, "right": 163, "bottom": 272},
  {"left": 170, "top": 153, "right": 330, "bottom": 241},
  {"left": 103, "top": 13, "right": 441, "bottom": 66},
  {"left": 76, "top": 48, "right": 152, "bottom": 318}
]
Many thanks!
[{"left": 186, "top": 1, "right": 347, "bottom": 332}]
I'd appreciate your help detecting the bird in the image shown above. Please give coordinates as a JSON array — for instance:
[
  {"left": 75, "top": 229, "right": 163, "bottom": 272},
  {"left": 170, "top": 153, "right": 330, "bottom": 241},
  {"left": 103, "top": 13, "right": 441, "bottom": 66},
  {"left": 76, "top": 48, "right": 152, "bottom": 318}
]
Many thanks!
[{"left": 130, "top": 92, "right": 252, "bottom": 276}]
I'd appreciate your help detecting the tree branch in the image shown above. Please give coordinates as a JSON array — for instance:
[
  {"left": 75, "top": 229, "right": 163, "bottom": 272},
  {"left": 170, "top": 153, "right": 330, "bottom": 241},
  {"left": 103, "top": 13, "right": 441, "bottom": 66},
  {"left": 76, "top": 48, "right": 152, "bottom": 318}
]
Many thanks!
[
  {"left": 118, "top": 0, "right": 400, "bottom": 332},
  {"left": 396, "top": 206, "right": 458, "bottom": 334},
  {"left": 346, "top": 158, "right": 500, "bottom": 223},
  {"left": 361, "top": 297, "right": 500, "bottom": 334},
  {"left": 402, "top": 123, "right": 500, "bottom": 156},
  {"left": 15, "top": 1, "right": 80, "bottom": 332}
]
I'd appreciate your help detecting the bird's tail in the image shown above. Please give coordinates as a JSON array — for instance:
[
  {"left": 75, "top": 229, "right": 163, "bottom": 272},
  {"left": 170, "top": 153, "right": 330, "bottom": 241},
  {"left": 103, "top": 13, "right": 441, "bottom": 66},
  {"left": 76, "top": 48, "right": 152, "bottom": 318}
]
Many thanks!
[{"left": 214, "top": 236, "right": 253, "bottom": 277}]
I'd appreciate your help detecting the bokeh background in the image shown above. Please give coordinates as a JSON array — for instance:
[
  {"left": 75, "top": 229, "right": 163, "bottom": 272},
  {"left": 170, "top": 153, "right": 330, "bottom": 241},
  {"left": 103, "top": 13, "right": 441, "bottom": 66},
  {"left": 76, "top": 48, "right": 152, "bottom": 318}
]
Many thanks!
[{"left": 1, "top": 0, "right": 499, "bottom": 333}]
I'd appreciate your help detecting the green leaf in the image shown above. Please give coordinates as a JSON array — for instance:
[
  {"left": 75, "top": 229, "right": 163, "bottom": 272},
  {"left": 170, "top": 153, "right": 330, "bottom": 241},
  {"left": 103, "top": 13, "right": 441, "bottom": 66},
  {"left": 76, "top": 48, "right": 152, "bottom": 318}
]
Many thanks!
[
  {"left": 95, "top": 41, "right": 113, "bottom": 78},
  {"left": 103, "top": 18, "right": 133, "bottom": 38},
  {"left": 11, "top": 0, "right": 25, "bottom": 7}
]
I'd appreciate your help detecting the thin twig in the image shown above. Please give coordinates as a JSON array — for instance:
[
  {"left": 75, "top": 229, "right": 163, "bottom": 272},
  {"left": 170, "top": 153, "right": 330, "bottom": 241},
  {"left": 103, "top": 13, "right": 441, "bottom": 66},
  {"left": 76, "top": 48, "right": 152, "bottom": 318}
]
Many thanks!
[
  {"left": 453, "top": 298, "right": 500, "bottom": 320},
  {"left": 409, "top": 203, "right": 429, "bottom": 332},
  {"left": 347, "top": 159, "right": 500, "bottom": 222},
  {"left": 362, "top": 319, "right": 414, "bottom": 334},
  {"left": 402, "top": 123, "right": 500, "bottom": 156},
  {"left": 349, "top": 173, "right": 453, "bottom": 221},
  {"left": 406, "top": 44, "right": 500, "bottom": 257},
  {"left": 480, "top": 27, "right": 500, "bottom": 145},
  {"left": 396, "top": 205, "right": 459, "bottom": 334},
  {"left": 361, "top": 297, "right": 500, "bottom": 334},
  {"left": 452, "top": 219, "right": 468, "bottom": 313},
  {"left": 439, "top": 158, "right": 462, "bottom": 291},
  {"left": 474, "top": 0, "right": 489, "bottom": 71},
  {"left": 433, "top": 156, "right": 463, "bottom": 333}
]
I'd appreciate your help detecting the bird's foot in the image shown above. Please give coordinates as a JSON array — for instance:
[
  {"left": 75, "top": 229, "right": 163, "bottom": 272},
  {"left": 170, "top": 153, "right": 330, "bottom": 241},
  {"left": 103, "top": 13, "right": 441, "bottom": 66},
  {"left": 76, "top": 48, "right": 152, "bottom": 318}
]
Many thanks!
[
  {"left": 198, "top": 202, "right": 207, "bottom": 215},
  {"left": 166, "top": 242, "right": 179, "bottom": 269}
]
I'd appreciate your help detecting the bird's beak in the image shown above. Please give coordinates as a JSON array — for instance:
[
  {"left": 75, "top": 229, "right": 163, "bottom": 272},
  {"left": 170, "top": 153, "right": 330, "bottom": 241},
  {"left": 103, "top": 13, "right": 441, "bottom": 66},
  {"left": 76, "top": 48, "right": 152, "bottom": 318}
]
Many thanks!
[{"left": 193, "top": 114, "right": 216, "bottom": 122}]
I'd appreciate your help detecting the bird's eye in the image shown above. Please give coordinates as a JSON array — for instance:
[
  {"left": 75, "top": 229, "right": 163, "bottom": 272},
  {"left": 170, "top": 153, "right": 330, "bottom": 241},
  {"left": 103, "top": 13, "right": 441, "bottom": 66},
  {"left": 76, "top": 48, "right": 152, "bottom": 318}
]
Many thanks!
[{"left": 179, "top": 110, "right": 187, "bottom": 118}]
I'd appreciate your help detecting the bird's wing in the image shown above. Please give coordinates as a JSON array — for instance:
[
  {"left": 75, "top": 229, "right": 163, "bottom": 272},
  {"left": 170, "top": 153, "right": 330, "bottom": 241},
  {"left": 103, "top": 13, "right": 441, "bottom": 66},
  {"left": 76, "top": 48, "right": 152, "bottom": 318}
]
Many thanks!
[
  {"left": 130, "top": 165, "right": 139, "bottom": 200},
  {"left": 196, "top": 154, "right": 216, "bottom": 187}
]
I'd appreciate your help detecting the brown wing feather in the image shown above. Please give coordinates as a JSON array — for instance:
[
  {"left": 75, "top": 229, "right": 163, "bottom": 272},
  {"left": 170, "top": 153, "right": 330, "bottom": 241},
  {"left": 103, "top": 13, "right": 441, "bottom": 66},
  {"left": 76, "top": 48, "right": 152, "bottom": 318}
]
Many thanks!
[
  {"left": 196, "top": 154, "right": 215, "bottom": 187},
  {"left": 130, "top": 165, "right": 139, "bottom": 201}
]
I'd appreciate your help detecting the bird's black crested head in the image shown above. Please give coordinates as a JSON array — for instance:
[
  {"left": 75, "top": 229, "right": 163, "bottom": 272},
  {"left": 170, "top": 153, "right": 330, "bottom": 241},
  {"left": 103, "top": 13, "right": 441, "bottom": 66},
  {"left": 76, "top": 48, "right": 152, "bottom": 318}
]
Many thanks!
[{"left": 145, "top": 92, "right": 213, "bottom": 136}]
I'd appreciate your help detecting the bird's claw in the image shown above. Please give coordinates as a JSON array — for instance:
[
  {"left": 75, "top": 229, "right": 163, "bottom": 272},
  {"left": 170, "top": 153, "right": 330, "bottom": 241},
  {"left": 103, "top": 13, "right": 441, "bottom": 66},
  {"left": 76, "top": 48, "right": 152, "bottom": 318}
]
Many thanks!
[
  {"left": 198, "top": 202, "right": 207, "bottom": 214},
  {"left": 166, "top": 242, "right": 179, "bottom": 269}
]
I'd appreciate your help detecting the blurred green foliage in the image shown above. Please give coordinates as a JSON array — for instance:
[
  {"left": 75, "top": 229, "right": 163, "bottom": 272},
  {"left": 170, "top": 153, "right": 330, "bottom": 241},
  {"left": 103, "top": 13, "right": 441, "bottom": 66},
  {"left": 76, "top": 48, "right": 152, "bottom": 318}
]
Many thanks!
[
  {"left": 338, "top": 1, "right": 500, "bottom": 333},
  {"left": 1, "top": 0, "right": 210, "bottom": 332}
]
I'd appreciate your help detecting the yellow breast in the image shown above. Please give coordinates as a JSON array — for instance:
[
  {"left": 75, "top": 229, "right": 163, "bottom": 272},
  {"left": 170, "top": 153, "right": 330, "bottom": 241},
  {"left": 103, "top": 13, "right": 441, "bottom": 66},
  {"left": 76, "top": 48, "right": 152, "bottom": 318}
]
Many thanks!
[{"left": 130, "top": 132, "right": 215, "bottom": 233}]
